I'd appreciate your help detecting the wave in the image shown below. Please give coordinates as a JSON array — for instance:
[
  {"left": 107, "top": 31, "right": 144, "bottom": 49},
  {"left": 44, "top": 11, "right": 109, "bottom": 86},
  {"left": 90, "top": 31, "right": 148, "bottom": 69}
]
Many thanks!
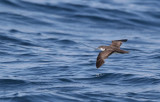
[
  {"left": 55, "top": 39, "right": 77, "bottom": 45},
  {"left": 0, "top": 0, "right": 22, "bottom": 8},
  {"left": 16, "top": 0, "right": 77, "bottom": 15},
  {"left": 0, "top": 34, "right": 37, "bottom": 47},
  {"left": 74, "top": 73, "right": 135, "bottom": 82},
  {"left": 0, "top": 79, "right": 27, "bottom": 86},
  {"left": 123, "top": 77, "right": 160, "bottom": 85},
  {"left": 0, "top": 0, "right": 160, "bottom": 102},
  {"left": 58, "top": 78, "right": 74, "bottom": 83},
  {"left": 0, "top": 12, "right": 52, "bottom": 26},
  {"left": 0, "top": 93, "right": 83, "bottom": 102},
  {"left": 0, "top": 0, "right": 159, "bottom": 31}
]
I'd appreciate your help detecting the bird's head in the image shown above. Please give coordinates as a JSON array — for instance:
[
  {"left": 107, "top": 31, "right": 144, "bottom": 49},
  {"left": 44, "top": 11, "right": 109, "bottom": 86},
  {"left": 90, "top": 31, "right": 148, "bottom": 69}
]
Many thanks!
[{"left": 96, "top": 46, "right": 106, "bottom": 51}]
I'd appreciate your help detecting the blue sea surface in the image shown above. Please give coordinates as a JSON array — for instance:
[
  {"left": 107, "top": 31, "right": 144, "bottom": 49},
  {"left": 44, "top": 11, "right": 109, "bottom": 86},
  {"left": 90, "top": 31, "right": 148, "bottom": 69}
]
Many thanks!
[{"left": 0, "top": 0, "right": 160, "bottom": 102}]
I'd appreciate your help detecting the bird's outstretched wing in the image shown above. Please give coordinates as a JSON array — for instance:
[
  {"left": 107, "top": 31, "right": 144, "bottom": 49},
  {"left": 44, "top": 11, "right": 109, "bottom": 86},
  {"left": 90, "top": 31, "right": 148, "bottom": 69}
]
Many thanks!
[
  {"left": 111, "top": 39, "right": 127, "bottom": 48},
  {"left": 96, "top": 50, "right": 113, "bottom": 68}
]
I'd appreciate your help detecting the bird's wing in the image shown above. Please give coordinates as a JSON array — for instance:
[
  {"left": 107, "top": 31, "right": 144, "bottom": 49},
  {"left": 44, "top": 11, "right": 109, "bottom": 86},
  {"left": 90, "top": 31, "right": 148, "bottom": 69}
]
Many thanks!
[
  {"left": 96, "top": 50, "right": 113, "bottom": 68},
  {"left": 110, "top": 39, "right": 127, "bottom": 48}
]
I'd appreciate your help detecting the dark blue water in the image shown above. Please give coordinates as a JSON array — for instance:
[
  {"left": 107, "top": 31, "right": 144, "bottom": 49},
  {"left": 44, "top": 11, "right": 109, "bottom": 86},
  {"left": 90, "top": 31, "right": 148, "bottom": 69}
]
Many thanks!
[{"left": 0, "top": 0, "right": 160, "bottom": 102}]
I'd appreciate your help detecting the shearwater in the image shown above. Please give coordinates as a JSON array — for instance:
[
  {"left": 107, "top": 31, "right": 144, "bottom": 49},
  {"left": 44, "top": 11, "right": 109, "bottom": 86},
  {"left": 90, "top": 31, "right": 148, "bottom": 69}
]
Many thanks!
[{"left": 96, "top": 39, "right": 129, "bottom": 68}]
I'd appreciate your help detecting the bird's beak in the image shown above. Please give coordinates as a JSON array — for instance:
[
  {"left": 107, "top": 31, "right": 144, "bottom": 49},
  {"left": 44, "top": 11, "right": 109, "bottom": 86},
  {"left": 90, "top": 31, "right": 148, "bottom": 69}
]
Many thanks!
[{"left": 95, "top": 48, "right": 100, "bottom": 50}]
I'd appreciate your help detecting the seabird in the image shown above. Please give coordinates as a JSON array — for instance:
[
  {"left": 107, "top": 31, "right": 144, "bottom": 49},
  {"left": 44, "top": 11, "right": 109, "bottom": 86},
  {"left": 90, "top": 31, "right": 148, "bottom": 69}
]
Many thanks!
[{"left": 96, "top": 39, "right": 129, "bottom": 68}]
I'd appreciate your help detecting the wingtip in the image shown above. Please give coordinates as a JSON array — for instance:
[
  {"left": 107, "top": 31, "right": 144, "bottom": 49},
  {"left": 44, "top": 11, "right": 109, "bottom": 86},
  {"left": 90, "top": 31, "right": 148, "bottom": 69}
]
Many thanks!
[
  {"left": 96, "top": 66, "right": 100, "bottom": 69},
  {"left": 96, "top": 64, "right": 100, "bottom": 68},
  {"left": 96, "top": 59, "right": 104, "bottom": 69},
  {"left": 121, "top": 39, "right": 128, "bottom": 42},
  {"left": 114, "top": 39, "right": 128, "bottom": 42}
]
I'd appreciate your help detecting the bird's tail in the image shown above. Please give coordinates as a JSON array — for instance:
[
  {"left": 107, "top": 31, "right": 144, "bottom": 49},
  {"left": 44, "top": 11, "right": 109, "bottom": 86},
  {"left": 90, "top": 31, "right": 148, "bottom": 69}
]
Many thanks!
[{"left": 115, "top": 49, "right": 129, "bottom": 54}]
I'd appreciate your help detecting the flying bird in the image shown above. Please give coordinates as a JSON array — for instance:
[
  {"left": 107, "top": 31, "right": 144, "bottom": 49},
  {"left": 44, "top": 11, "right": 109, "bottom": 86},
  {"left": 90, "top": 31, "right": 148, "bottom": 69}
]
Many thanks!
[{"left": 96, "top": 39, "right": 129, "bottom": 68}]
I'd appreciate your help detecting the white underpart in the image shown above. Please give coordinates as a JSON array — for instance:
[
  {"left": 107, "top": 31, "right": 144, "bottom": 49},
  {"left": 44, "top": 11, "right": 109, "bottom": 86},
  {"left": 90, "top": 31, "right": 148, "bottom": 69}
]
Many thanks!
[{"left": 100, "top": 48, "right": 105, "bottom": 51}]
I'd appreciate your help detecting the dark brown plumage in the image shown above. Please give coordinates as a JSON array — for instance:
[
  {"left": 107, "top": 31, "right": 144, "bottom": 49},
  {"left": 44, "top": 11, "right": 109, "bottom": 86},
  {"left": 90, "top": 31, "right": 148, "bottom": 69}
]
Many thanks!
[{"left": 96, "top": 39, "right": 129, "bottom": 68}]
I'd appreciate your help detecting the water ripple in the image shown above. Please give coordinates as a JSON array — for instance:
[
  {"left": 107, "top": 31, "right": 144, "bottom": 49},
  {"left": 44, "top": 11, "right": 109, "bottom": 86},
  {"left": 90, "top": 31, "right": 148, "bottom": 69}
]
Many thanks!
[{"left": 0, "top": 0, "right": 160, "bottom": 102}]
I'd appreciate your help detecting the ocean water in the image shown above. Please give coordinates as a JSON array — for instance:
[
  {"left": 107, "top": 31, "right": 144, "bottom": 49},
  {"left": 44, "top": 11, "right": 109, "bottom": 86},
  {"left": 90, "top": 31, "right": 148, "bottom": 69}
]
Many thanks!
[{"left": 0, "top": 0, "right": 160, "bottom": 102}]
